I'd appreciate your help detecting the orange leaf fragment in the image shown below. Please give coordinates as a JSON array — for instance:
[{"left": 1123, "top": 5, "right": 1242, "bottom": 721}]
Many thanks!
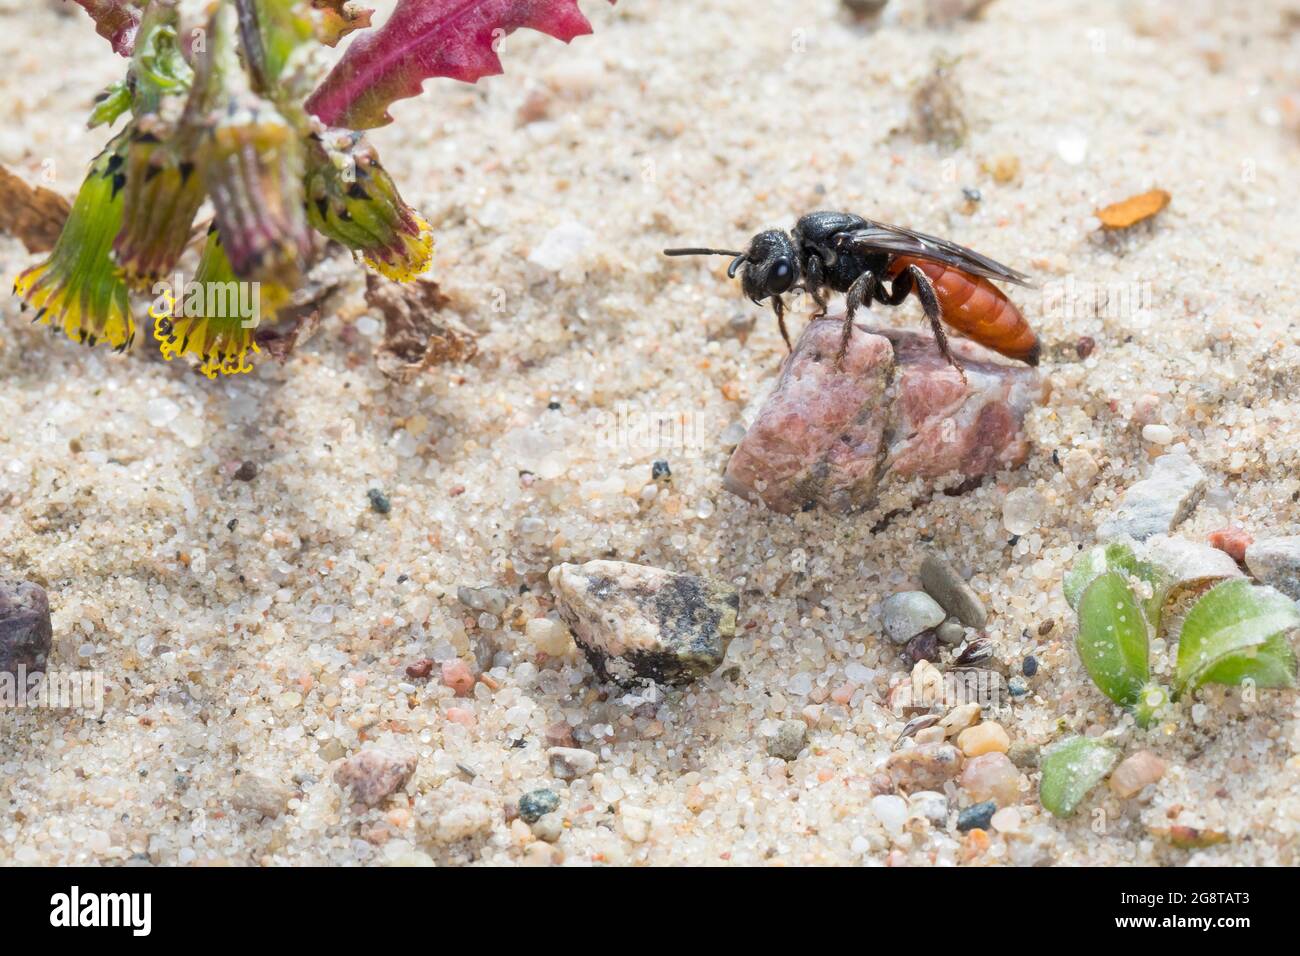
[{"left": 1095, "top": 189, "right": 1171, "bottom": 230}]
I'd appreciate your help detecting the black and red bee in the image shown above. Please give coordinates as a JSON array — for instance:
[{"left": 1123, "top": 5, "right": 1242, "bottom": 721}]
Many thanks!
[{"left": 665, "top": 211, "right": 1039, "bottom": 373}]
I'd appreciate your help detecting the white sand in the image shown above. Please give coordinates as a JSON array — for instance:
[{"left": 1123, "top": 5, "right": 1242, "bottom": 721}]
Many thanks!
[{"left": 2, "top": 0, "right": 1300, "bottom": 865}]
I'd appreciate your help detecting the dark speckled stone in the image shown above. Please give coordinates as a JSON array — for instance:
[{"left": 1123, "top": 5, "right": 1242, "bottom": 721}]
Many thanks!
[{"left": 548, "top": 560, "right": 739, "bottom": 687}]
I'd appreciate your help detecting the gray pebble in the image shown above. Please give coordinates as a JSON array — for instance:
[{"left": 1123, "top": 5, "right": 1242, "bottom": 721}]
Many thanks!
[
  {"left": 232, "top": 772, "right": 294, "bottom": 818},
  {"left": 457, "top": 585, "right": 510, "bottom": 617},
  {"left": 530, "top": 814, "right": 564, "bottom": 843},
  {"left": 0, "top": 579, "right": 52, "bottom": 676},
  {"left": 907, "top": 790, "right": 950, "bottom": 827},
  {"left": 768, "top": 720, "right": 808, "bottom": 761},
  {"left": 547, "top": 746, "right": 597, "bottom": 780},
  {"left": 881, "top": 590, "right": 946, "bottom": 644},
  {"left": 549, "top": 560, "right": 738, "bottom": 687},
  {"left": 920, "top": 554, "right": 987, "bottom": 628},
  {"left": 936, "top": 618, "right": 966, "bottom": 645},
  {"left": 1245, "top": 536, "right": 1300, "bottom": 601},
  {"left": 1007, "top": 742, "right": 1040, "bottom": 769},
  {"left": 1096, "top": 451, "right": 1206, "bottom": 541}
]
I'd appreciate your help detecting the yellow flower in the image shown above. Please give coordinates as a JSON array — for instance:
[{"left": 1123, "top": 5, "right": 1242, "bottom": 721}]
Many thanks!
[
  {"left": 152, "top": 226, "right": 288, "bottom": 379},
  {"left": 306, "top": 130, "right": 434, "bottom": 282},
  {"left": 13, "top": 134, "right": 135, "bottom": 352}
]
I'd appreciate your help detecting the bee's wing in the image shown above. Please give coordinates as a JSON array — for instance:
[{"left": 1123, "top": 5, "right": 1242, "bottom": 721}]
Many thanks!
[{"left": 839, "top": 220, "right": 1034, "bottom": 287}]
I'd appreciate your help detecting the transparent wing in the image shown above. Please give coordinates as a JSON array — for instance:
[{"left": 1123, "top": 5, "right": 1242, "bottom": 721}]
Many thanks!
[{"left": 839, "top": 220, "right": 1034, "bottom": 287}]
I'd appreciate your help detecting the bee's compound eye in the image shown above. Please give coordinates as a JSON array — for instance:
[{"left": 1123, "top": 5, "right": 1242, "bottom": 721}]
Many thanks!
[{"left": 769, "top": 259, "right": 794, "bottom": 293}]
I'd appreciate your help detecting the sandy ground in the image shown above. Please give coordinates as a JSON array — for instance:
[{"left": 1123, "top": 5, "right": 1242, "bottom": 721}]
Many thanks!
[{"left": 2, "top": 0, "right": 1300, "bottom": 865}]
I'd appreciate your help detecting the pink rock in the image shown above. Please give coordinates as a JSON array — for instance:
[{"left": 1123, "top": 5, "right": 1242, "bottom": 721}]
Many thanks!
[
  {"left": 441, "top": 659, "right": 475, "bottom": 696},
  {"left": 445, "top": 707, "right": 477, "bottom": 727},
  {"left": 724, "top": 316, "right": 1045, "bottom": 513},
  {"left": 334, "top": 748, "right": 418, "bottom": 808}
]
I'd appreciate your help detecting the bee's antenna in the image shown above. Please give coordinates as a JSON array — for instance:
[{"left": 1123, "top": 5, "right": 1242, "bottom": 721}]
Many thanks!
[
  {"left": 663, "top": 247, "right": 748, "bottom": 279},
  {"left": 662, "top": 247, "right": 746, "bottom": 258}
]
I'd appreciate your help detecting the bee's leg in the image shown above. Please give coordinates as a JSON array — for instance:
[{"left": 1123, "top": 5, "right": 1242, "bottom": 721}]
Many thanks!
[
  {"left": 772, "top": 295, "right": 792, "bottom": 351},
  {"left": 804, "top": 255, "right": 828, "bottom": 318},
  {"left": 906, "top": 264, "right": 966, "bottom": 384},
  {"left": 835, "top": 270, "right": 875, "bottom": 368}
]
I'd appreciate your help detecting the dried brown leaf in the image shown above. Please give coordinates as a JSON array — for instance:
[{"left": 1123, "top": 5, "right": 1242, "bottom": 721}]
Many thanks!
[
  {"left": 364, "top": 274, "right": 478, "bottom": 383},
  {"left": 0, "top": 166, "right": 71, "bottom": 253},
  {"left": 254, "top": 254, "right": 346, "bottom": 363},
  {"left": 1095, "top": 189, "right": 1171, "bottom": 230}
]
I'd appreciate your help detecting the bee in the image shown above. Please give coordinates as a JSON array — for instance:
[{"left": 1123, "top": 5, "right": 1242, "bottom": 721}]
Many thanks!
[{"left": 664, "top": 211, "right": 1039, "bottom": 373}]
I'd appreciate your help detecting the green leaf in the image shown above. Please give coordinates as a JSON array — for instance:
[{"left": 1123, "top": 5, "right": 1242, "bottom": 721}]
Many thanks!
[
  {"left": 1039, "top": 736, "right": 1117, "bottom": 818},
  {"left": 1076, "top": 571, "right": 1150, "bottom": 708},
  {"left": 1174, "top": 579, "right": 1300, "bottom": 697},
  {"left": 88, "top": 80, "right": 132, "bottom": 129},
  {"left": 1065, "top": 541, "right": 1170, "bottom": 630}
]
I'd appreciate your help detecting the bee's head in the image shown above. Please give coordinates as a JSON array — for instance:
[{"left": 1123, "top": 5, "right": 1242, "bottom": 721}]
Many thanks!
[
  {"left": 663, "top": 229, "right": 799, "bottom": 301},
  {"left": 739, "top": 229, "right": 798, "bottom": 303}
]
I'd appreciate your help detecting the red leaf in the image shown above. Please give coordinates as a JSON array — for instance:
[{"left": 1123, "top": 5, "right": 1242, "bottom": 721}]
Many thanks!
[
  {"left": 70, "top": 0, "right": 140, "bottom": 57},
  {"left": 306, "top": 0, "right": 615, "bottom": 129}
]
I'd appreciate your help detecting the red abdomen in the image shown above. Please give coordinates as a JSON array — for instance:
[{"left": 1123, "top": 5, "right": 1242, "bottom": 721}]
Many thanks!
[{"left": 890, "top": 256, "right": 1039, "bottom": 365}]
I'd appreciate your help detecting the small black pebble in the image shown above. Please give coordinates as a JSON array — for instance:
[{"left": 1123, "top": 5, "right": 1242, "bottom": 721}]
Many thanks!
[
  {"left": 962, "top": 186, "right": 982, "bottom": 202},
  {"left": 651, "top": 459, "right": 671, "bottom": 481},
  {"left": 367, "top": 488, "right": 391, "bottom": 514},
  {"left": 233, "top": 460, "right": 259, "bottom": 481},
  {"left": 227, "top": 518, "right": 238, "bottom": 532},
  {"left": 1023, "top": 655, "right": 1039, "bottom": 677},
  {"left": 547, "top": 400, "right": 561, "bottom": 411},
  {"left": 397, "top": 574, "right": 409, "bottom": 584},
  {"left": 957, "top": 801, "right": 997, "bottom": 832}
]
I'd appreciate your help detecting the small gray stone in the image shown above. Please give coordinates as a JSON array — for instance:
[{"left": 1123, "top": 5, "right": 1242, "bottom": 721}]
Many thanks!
[
  {"left": 907, "top": 790, "right": 950, "bottom": 827},
  {"left": 530, "top": 814, "right": 564, "bottom": 843},
  {"left": 1097, "top": 451, "right": 1206, "bottom": 541},
  {"left": 1143, "top": 534, "right": 1242, "bottom": 591},
  {"left": 881, "top": 590, "right": 946, "bottom": 644},
  {"left": 548, "top": 560, "right": 738, "bottom": 687},
  {"left": 547, "top": 746, "right": 597, "bottom": 780},
  {"left": 457, "top": 585, "right": 510, "bottom": 616},
  {"left": 936, "top": 619, "right": 966, "bottom": 645},
  {"left": 1244, "top": 536, "right": 1300, "bottom": 601},
  {"left": 768, "top": 720, "right": 808, "bottom": 761},
  {"left": 0, "top": 579, "right": 52, "bottom": 676},
  {"left": 920, "top": 554, "right": 987, "bottom": 628},
  {"left": 232, "top": 772, "right": 294, "bottom": 818}
]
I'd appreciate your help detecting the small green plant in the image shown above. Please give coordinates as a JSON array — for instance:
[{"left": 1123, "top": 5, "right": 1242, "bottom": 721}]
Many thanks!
[
  {"left": 1039, "top": 538, "right": 1300, "bottom": 818},
  {"left": 1064, "top": 539, "right": 1299, "bottom": 728}
]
